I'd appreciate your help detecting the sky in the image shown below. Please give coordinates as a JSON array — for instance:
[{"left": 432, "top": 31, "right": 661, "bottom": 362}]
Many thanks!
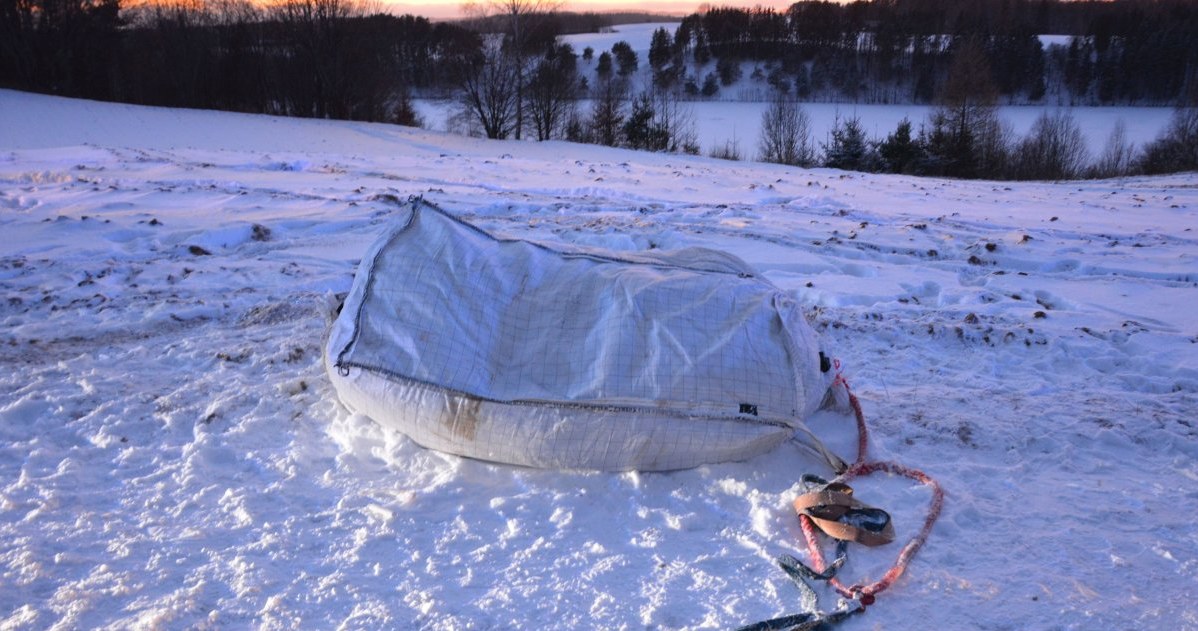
[{"left": 379, "top": 0, "right": 793, "bottom": 20}]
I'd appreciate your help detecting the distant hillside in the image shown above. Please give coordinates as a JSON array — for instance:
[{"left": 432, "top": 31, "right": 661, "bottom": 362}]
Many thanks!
[{"left": 451, "top": 11, "right": 686, "bottom": 36}]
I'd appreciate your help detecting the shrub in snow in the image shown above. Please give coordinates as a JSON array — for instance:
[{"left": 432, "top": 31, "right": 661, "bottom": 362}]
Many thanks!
[
  {"left": 1011, "top": 110, "right": 1089, "bottom": 180},
  {"left": 1137, "top": 108, "right": 1198, "bottom": 175},
  {"left": 758, "top": 97, "right": 816, "bottom": 168},
  {"left": 1088, "top": 120, "right": 1137, "bottom": 179},
  {"left": 710, "top": 138, "right": 742, "bottom": 161}
]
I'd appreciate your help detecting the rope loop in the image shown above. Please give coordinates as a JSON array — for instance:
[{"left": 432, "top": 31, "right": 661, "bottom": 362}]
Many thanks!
[{"left": 740, "top": 359, "right": 944, "bottom": 630}]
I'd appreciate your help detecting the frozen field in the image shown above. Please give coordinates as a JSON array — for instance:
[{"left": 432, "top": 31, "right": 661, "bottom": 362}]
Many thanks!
[{"left": 417, "top": 97, "right": 1174, "bottom": 159}]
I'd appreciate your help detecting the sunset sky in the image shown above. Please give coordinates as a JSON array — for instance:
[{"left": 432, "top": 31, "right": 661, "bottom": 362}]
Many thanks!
[{"left": 379, "top": 0, "right": 796, "bottom": 20}]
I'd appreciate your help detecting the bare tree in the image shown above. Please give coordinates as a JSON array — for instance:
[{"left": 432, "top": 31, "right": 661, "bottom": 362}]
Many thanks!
[
  {"left": 455, "top": 37, "right": 521, "bottom": 139},
  {"left": 461, "top": 0, "right": 564, "bottom": 140},
  {"left": 270, "top": 0, "right": 374, "bottom": 118},
  {"left": 758, "top": 96, "right": 815, "bottom": 167},
  {"left": 0, "top": 0, "right": 122, "bottom": 98},
  {"left": 1089, "top": 120, "right": 1136, "bottom": 178},
  {"left": 525, "top": 42, "right": 578, "bottom": 140},
  {"left": 650, "top": 88, "right": 696, "bottom": 153}
]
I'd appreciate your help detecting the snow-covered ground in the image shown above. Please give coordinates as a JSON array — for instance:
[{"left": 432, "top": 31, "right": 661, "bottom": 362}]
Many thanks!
[
  {"left": 416, "top": 97, "right": 1174, "bottom": 159},
  {"left": 415, "top": 22, "right": 1175, "bottom": 158},
  {"left": 2, "top": 88, "right": 1197, "bottom": 630}
]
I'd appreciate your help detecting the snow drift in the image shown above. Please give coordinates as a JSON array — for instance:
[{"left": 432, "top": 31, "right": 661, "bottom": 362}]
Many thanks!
[{"left": 326, "top": 199, "right": 837, "bottom": 471}]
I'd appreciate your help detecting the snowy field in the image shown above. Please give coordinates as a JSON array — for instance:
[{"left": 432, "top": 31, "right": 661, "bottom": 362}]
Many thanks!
[
  {"left": 415, "top": 22, "right": 1175, "bottom": 158},
  {"left": 2, "top": 88, "right": 1197, "bottom": 630},
  {"left": 416, "top": 97, "right": 1174, "bottom": 159}
]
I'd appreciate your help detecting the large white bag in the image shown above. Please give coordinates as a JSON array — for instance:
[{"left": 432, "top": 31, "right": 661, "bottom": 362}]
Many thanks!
[{"left": 325, "top": 199, "right": 836, "bottom": 471}]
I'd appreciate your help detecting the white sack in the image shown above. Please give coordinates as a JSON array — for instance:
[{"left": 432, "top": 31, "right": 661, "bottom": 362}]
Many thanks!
[{"left": 325, "top": 199, "right": 835, "bottom": 471}]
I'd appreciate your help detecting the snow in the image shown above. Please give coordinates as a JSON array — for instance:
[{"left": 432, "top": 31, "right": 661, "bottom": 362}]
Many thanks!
[
  {"left": 2, "top": 88, "right": 1198, "bottom": 630},
  {"left": 414, "top": 22, "right": 1176, "bottom": 157},
  {"left": 419, "top": 97, "right": 1174, "bottom": 158}
]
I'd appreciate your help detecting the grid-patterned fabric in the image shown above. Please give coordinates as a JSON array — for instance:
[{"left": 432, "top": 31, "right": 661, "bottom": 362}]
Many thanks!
[
  {"left": 338, "top": 202, "right": 803, "bottom": 421},
  {"left": 327, "top": 200, "right": 833, "bottom": 469}
]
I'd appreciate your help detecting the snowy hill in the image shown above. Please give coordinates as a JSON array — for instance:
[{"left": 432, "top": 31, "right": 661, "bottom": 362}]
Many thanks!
[{"left": 1, "top": 88, "right": 1196, "bottom": 629}]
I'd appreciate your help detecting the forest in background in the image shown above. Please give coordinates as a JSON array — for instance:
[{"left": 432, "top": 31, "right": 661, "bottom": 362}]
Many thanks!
[
  {"left": 674, "top": 0, "right": 1197, "bottom": 105},
  {"left": 2, "top": 0, "right": 1196, "bottom": 179}
]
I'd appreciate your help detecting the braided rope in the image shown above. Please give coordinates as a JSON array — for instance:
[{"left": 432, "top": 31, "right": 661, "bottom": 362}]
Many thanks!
[{"left": 799, "top": 379, "right": 945, "bottom": 607}]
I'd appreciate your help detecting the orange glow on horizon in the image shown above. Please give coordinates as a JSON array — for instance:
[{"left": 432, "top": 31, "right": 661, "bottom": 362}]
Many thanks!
[
  {"left": 122, "top": 0, "right": 801, "bottom": 21},
  {"left": 378, "top": 0, "right": 799, "bottom": 19}
]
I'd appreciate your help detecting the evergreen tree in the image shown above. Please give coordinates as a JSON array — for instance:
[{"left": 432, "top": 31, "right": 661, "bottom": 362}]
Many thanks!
[
  {"left": 596, "top": 51, "right": 612, "bottom": 79},
  {"left": 716, "top": 57, "right": 741, "bottom": 86},
  {"left": 878, "top": 118, "right": 924, "bottom": 174},
  {"left": 649, "top": 27, "right": 672, "bottom": 71},
  {"left": 622, "top": 92, "right": 670, "bottom": 151},
  {"left": 611, "top": 41, "right": 638, "bottom": 76},
  {"left": 925, "top": 37, "right": 1005, "bottom": 178},
  {"left": 823, "top": 115, "right": 877, "bottom": 172},
  {"left": 589, "top": 78, "right": 626, "bottom": 147}
]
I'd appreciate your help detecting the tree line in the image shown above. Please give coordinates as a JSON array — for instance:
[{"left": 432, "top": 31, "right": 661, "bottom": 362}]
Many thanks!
[
  {"left": 670, "top": 0, "right": 1197, "bottom": 105},
  {"left": 745, "top": 38, "right": 1198, "bottom": 180},
  {"left": 1, "top": 0, "right": 480, "bottom": 124}
]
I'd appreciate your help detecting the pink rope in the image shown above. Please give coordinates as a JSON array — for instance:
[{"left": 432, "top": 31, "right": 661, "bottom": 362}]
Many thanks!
[{"left": 798, "top": 375, "right": 945, "bottom": 608}]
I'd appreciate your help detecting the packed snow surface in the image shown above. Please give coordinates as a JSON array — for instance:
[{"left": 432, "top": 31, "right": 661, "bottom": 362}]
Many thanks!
[{"left": 2, "top": 89, "right": 1197, "bottom": 630}]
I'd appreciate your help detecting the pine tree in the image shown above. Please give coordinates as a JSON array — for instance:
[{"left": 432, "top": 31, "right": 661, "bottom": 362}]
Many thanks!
[
  {"left": 589, "top": 79, "right": 626, "bottom": 147},
  {"left": 612, "top": 41, "right": 638, "bottom": 76},
  {"left": 621, "top": 92, "right": 669, "bottom": 151},
  {"left": 823, "top": 115, "right": 877, "bottom": 172},
  {"left": 878, "top": 118, "right": 924, "bottom": 174},
  {"left": 925, "top": 37, "right": 1005, "bottom": 178},
  {"left": 649, "top": 27, "right": 672, "bottom": 71},
  {"left": 596, "top": 51, "right": 612, "bottom": 79}
]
